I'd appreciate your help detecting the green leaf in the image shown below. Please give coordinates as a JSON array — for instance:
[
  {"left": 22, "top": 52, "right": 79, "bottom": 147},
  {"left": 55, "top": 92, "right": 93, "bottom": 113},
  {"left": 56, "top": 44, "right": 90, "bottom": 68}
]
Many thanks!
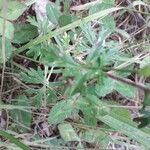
[
  {"left": 48, "top": 100, "right": 75, "bottom": 124},
  {"left": 20, "top": 67, "right": 44, "bottom": 84},
  {"left": 81, "top": 23, "right": 97, "bottom": 45},
  {"left": 48, "top": 95, "right": 79, "bottom": 124},
  {"left": 134, "top": 93, "right": 150, "bottom": 128},
  {"left": 46, "top": 3, "right": 61, "bottom": 24},
  {"left": 31, "top": 89, "right": 43, "bottom": 107},
  {"left": 77, "top": 142, "right": 84, "bottom": 150},
  {"left": 89, "top": 0, "right": 115, "bottom": 15},
  {"left": 63, "top": 53, "right": 79, "bottom": 67},
  {"left": 0, "top": 1, "right": 2, "bottom": 8},
  {"left": 95, "top": 77, "right": 115, "bottom": 97},
  {"left": 101, "top": 16, "right": 116, "bottom": 31},
  {"left": 16, "top": 7, "right": 122, "bottom": 53},
  {"left": 77, "top": 95, "right": 110, "bottom": 125},
  {"left": 13, "top": 24, "right": 38, "bottom": 44},
  {"left": 115, "top": 65, "right": 133, "bottom": 77},
  {"left": 58, "top": 15, "right": 73, "bottom": 27},
  {"left": 0, "top": 18, "right": 14, "bottom": 40},
  {"left": 25, "top": 88, "right": 43, "bottom": 107},
  {"left": 40, "top": 44, "right": 60, "bottom": 63},
  {"left": 23, "top": 0, "right": 36, "bottom": 6},
  {"left": 139, "top": 56, "right": 150, "bottom": 68},
  {"left": 143, "top": 92, "right": 150, "bottom": 106},
  {"left": 111, "top": 106, "right": 131, "bottom": 121},
  {"left": 104, "top": 0, "right": 115, "bottom": 5},
  {"left": 97, "top": 114, "right": 150, "bottom": 149},
  {"left": 0, "top": 0, "right": 27, "bottom": 20},
  {"left": 10, "top": 95, "right": 32, "bottom": 132},
  {"left": 134, "top": 116, "right": 150, "bottom": 128},
  {"left": 0, "top": 130, "right": 31, "bottom": 150},
  {"left": 70, "top": 74, "right": 87, "bottom": 95},
  {"left": 139, "top": 65, "right": 150, "bottom": 77},
  {"left": 58, "top": 123, "right": 79, "bottom": 142},
  {"left": 77, "top": 97, "right": 97, "bottom": 126},
  {"left": 83, "top": 129, "right": 110, "bottom": 149},
  {"left": 138, "top": 56, "right": 150, "bottom": 77},
  {"left": 115, "top": 81, "right": 136, "bottom": 97},
  {"left": 26, "top": 44, "right": 42, "bottom": 60},
  {"left": 0, "top": 37, "right": 12, "bottom": 64},
  {"left": 115, "top": 29, "right": 131, "bottom": 39},
  {"left": 96, "top": 76, "right": 136, "bottom": 98},
  {"left": 63, "top": 0, "right": 72, "bottom": 14}
]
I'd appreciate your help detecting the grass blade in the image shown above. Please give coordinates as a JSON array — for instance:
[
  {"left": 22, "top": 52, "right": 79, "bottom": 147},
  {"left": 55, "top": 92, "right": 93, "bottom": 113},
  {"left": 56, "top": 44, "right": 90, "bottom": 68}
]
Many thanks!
[
  {"left": 15, "top": 7, "right": 123, "bottom": 54},
  {"left": 97, "top": 115, "right": 150, "bottom": 149},
  {"left": 0, "top": 129, "right": 31, "bottom": 150}
]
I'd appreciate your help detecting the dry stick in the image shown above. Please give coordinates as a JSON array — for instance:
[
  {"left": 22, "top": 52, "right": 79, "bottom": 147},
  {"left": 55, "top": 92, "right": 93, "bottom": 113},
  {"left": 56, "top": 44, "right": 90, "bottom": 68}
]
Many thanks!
[{"left": 106, "top": 72, "right": 150, "bottom": 93}]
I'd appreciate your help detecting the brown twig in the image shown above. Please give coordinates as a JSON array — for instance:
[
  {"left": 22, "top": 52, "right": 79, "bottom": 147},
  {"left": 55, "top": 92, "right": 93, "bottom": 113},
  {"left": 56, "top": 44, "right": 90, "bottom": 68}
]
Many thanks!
[{"left": 106, "top": 72, "right": 150, "bottom": 93}]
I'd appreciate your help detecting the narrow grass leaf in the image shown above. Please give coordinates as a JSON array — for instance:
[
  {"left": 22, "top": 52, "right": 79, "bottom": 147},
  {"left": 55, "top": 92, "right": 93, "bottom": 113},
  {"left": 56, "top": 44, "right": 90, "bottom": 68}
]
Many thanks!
[
  {"left": 97, "top": 115, "right": 150, "bottom": 149},
  {"left": 15, "top": 7, "right": 123, "bottom": 53},
  {"left": 0, "top": 129, "right": 31, "bottom": 150}
]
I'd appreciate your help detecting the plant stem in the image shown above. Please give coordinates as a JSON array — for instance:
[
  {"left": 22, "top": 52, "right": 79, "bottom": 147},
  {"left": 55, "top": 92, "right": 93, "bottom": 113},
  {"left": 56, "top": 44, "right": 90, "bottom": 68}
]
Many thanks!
[{"left": 106, "top": 72, "right": 150, "bottom": 92}]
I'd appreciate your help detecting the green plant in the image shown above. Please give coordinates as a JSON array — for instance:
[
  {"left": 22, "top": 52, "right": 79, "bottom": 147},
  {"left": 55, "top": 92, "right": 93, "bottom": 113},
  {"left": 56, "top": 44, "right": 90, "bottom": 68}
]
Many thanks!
[
  {"left": 0, "top": 0, "right": 150, "bottom": 149},
  {"left": 0, "top": 129, "right": 31, "bottom": 150}
]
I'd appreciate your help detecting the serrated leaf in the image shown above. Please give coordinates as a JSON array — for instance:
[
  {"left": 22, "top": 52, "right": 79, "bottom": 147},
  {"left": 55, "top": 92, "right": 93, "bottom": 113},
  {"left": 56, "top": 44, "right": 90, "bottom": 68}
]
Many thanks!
[
  {"left": 40, "top": 44, "right": 60, "bottom": 63},
  {"left": 48, "top": 96, "right": 79, "bottom": 124},
  {"left": 63, "top": 53, "right": 79, "bottom": 67},
  {"left": 81, "top": 23, "right": 97, "bottom": 45},
  {"left": 58, "top": 15, "right": 73, "bottom": 27},
  {"left": 96, "top": 76, "right": 136, "bottom": 98},
  {"left": 20, "top": 67, "right": 44, "bottom": 84},
  {"left": 10, "top": 95, "right": 32, "bottom": 132},
  {"left": 26, "top": 44, "right": 42, "bottom": 59},
  {"left": 95, "top": 77, "right": 115, "bottom": 97},
  {"left": 139, "top": 56, "right": 150, "bottom": 68},
  {"left": 70, "top": 74, "right": 87, "bottom": 95},
  {"left": 58, "top": 123, "right": 79, "bottom": 142},
  {"left": 46, "top": 3, "right": 61, "bottom": 24},
  {"left": 0, "top": 1, "right": 27, "bottom": 20},
  {"left": 0, "top": 37, "right": 12, "bottom": 64},
  {"left": 16, "top": 7, "right": 122, "bottom": 54},
  {"left": 25, "top": 88, "right": 43, "bottom": 107},
  {"left": 115, "top": 81, "right": 136, "bottom": 97},
  {"left": 77, "top": 95, "right": 110, "bottom": 125},
  {"left": 89, "top": 0, "right": 115, "bottom": 15},
  {"left": 111, "top": 106, "right": 131, "bottom": 121},
  {"left": 0, "top": 18, "right": 14, "bottom": 40},
  {"left": 139, "top": 65, "right": 150, "bottom": 77},
  {"left": 115, "top": 65, "right": 133, "bottom": 77},
  {"left": 77, "top": 97, "right": 97, "bottom": 126},
  {"left": 101, "top": 16, "right": 116, "bottom": 31},
  {"left": 83, "top": 129, "right": 110, "bottom": 149},
  {"left": 13, "top": 24, "right": 38, "bottom": 44}
]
